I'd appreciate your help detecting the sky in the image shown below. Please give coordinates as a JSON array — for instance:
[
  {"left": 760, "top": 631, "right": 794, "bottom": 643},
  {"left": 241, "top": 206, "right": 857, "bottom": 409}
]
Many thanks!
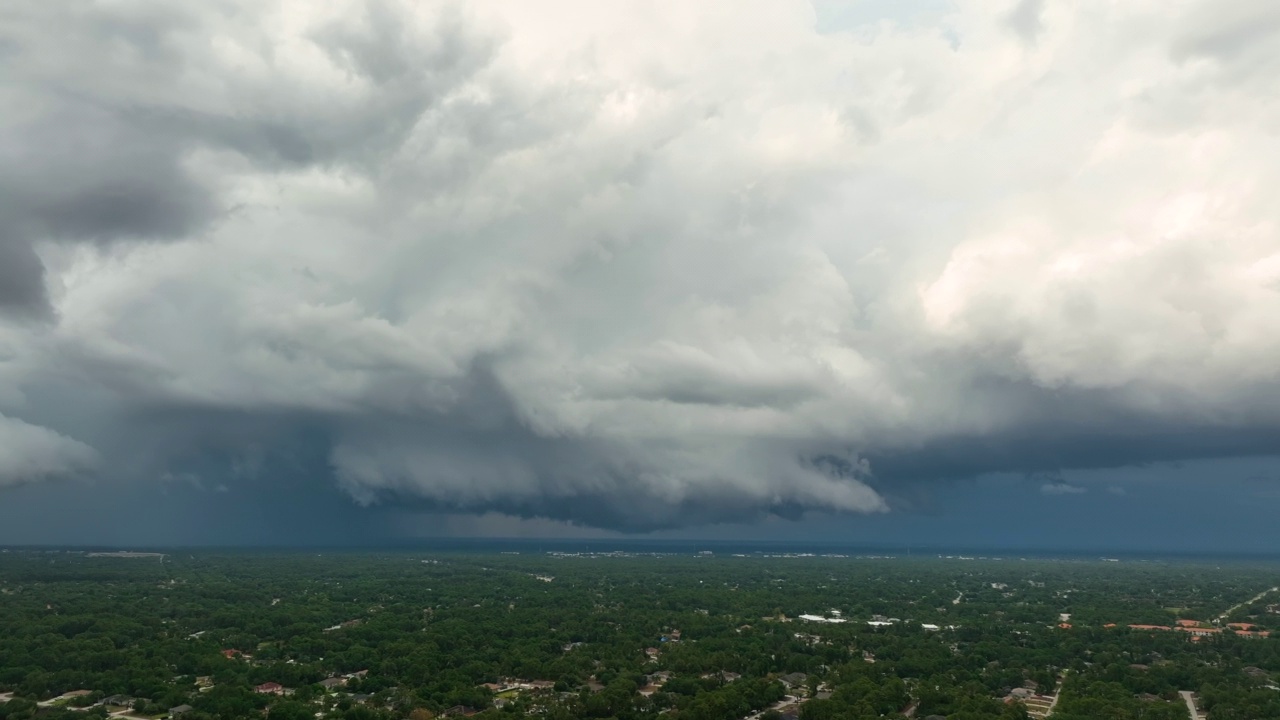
[{"left": 2, "top": 0, "right": 1280, "bottom": 551}]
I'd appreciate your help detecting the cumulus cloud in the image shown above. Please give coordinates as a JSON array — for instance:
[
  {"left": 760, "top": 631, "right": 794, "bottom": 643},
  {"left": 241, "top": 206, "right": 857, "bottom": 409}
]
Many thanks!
[
  {"left": 1, "top": 0, "right": 1279, "bottom": 531},
  {"left": 0, "top": 414, "right": 99, "bottom": 488}
]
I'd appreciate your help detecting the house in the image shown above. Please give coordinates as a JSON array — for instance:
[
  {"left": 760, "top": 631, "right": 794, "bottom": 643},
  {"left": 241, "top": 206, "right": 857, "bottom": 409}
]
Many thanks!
[
  {"left": 221, "top": 649, "right": 242, "bottom": 659},
  {"left": 1128, "top": 624, "right": 1172, "bottom": 631},
  {"left": 169, "top": 705, "right": 194, "bottom": 718},
  {"left": 103, "top": 695, "right": 135, "bottom": 708},
  {"left": 1236, "top": 630, "right": 1271, "bottom": 639},
  {"left": 320, "top": 677, "right": 347, "bottom": 690},
  {"left": 1227, "top": 622, "right": 1258, "bottom": 630},
  {"left": 779, "top": 672, "right": 808, "bottom": 690},
  {"left": 638, "top": 684, "right": 661, "bottom": 697},
  {"left": 1176, "top": 619, "right": 1202, "bottom": 628},
  {"left": 194, "top": 676, "right": 213, "bottom": 689},
  {"left": 255, "top": 682, "right": 285, "bottom": 695}
]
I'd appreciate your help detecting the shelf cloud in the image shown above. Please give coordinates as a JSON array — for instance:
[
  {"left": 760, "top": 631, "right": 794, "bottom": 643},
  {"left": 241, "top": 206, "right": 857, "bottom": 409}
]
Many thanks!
[{"left": 2, "top": 0, "right": 1279, "bottom": 532}]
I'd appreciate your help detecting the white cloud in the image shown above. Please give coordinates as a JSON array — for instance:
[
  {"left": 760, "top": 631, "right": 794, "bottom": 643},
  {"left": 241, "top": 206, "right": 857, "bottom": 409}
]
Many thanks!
[
  {"left": 0, "top": 413, "right": 99, "bottom": 488},
  {"left": 1, "top": 0, "right": 1279, "bottom": 528},
  {"left": 1041, "top": 483, "right": 1087, "bottom": 496}
]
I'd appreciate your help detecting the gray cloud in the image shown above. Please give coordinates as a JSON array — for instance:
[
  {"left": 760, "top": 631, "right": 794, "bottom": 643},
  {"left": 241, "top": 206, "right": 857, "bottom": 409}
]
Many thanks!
[
  {"left": 1, "top": 0, "right": 1279, "bottom": 536},
  {"left": 0, "top": 413, "right": 99, "bottom": 488},
  {"left": 1006, "top": 0, "right": 1045, "bottom": 44}
]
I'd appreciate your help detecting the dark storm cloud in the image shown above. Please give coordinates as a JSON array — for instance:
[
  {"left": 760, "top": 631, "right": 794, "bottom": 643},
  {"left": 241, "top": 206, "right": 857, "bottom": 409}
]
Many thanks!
[
  {"left": 1, "top": 0, "right": 1280, "bottom": 539},
  {"left": 0, "top": 240, "right": 50, "bottom": 317},
  {"left": 0, "top": 0, "right": 495, "bottom": 317}
]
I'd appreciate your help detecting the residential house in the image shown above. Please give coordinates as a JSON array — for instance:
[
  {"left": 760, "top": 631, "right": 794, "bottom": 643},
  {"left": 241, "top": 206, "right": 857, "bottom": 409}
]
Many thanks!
[
  {"left": 779, "top": 672, "right": 808, "bottom": 691},
  {"left": 169, "top": 705, "right": 193, "bottom": 718},
  {"left": 255, "top": 682, "right": 285, "bottom": 695}
]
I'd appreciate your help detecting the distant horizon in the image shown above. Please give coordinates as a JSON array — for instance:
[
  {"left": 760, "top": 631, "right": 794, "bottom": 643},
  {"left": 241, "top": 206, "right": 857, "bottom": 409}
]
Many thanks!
[{"left": 7, "top": 537, "right": 1280, "bottom": 563}]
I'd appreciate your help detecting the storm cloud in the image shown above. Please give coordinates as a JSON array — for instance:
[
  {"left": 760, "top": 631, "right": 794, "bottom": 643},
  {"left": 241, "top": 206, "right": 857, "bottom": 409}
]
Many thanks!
[{"left": 2, "top": 0, "right": 1280, "bottom": 534}]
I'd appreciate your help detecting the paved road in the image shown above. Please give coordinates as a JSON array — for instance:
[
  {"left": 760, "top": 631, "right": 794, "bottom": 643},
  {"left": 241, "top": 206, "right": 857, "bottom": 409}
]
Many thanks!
[
  {"left": 1217, "top": 586, "right": 1278, "bottom": 623},
  {"left": 1179, "top": 690, "right": 1202, "bottom": 720},
  {"left": 743, "top": 695, "right": 801, "bottom": 720}
]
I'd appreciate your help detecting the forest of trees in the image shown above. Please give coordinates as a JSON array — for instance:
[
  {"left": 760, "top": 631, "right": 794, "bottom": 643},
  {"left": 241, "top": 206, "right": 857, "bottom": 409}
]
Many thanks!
[{"left": 0, "top": 550, "right": 1278, "bottom": 720}]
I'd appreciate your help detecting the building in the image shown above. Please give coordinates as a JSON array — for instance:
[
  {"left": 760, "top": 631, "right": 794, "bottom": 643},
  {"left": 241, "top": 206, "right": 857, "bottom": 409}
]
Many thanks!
[
  {"left": 320, "top": 677, "right": 347, "bottom": 690},
  {"left": 780, "top": 672, "right": 808, "bottom": 690},
  {"left": 169, "top": 705, "right": 193, "bottom": 718},
  {"left": 255, "top": 682, "right": 285, "bottom": 695},
  {"left": 1177, "top": 627, "right": 1221, "bottom": 637}
]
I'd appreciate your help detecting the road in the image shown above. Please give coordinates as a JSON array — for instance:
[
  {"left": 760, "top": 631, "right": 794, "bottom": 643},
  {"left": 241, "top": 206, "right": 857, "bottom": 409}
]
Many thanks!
[
  {"left": 1216, "top": 586, "right": 1278, "bottom": 623},
  {"left": 1039, "top": 673, "right": 1068, "bottom": 718},
  {"left": 2, "top": 694, "right": 149, "bottom": 719},
  {"left": 743, "top": 695, "right": 801, "bottom": 720},
  {"left": 1179, "top": 690, "right": 1203, "bottom": 720}
]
